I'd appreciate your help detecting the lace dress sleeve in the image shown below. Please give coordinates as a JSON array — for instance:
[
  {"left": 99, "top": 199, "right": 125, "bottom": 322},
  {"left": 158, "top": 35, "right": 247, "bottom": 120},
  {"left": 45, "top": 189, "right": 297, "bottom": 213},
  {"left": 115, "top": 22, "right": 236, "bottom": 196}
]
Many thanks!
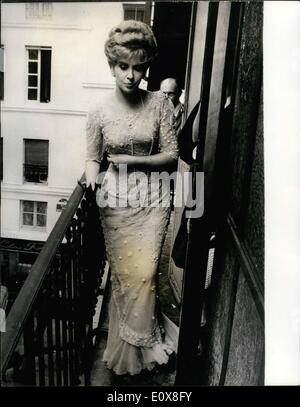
[
  {"left": 85, "top": 107, "right": 103, "bottom": 163},
  {"left": 158, "top": 96, "right": 179, "bottom": 160}
]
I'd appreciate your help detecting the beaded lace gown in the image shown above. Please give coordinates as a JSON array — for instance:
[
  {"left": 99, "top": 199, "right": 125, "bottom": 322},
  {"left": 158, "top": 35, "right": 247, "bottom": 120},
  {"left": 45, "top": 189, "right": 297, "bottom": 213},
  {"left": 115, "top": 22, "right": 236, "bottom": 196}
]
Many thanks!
[{"left": 86, "top": 90, "right": 179, "bottom": 376}]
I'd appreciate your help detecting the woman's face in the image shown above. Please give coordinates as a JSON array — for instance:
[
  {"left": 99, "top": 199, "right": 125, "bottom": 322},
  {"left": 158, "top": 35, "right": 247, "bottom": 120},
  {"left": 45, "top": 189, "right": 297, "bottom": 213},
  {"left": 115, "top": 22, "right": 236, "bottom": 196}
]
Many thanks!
[{"left": 110, "top": 57, "right": 148, "bottom": 95}]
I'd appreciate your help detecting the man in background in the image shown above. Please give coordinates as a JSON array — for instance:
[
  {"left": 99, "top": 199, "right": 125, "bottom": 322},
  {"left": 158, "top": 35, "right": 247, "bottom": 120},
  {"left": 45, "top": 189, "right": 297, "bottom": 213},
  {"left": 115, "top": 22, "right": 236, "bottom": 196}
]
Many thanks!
[
  {"left": 160, "top": 77, "right": 184, "bottom": 136},
  {"left": 160, "top": 78, "right": 185, "bottom": 209}
]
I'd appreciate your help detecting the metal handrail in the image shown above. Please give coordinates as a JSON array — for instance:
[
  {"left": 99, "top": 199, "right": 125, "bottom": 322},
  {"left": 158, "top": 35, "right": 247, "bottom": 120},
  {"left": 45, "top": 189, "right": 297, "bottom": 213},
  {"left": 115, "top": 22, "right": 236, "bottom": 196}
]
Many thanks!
[{"left": 0, "top": 175, "right": 86, "bottom": 375}]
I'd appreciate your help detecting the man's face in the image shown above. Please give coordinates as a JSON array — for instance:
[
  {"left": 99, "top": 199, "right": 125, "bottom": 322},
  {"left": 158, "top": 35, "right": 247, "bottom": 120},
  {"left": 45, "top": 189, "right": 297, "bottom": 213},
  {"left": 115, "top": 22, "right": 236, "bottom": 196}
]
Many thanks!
[{"left": 160, "top": 80, "right": 180, "bottom": 107}]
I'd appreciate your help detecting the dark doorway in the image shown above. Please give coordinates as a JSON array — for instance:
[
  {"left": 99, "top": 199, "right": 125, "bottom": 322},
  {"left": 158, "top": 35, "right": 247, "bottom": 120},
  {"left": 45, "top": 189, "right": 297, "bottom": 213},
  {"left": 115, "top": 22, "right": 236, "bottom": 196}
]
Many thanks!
[{"left": 148, "top": 2, "right": 192, "bottom": 91}]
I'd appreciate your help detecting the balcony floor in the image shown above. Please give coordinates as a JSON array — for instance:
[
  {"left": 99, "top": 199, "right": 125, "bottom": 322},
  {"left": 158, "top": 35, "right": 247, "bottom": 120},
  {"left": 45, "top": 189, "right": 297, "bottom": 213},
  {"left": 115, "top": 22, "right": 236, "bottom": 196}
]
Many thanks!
[{"left": 89, "top": 333, "right": 176, "bottom": 386}]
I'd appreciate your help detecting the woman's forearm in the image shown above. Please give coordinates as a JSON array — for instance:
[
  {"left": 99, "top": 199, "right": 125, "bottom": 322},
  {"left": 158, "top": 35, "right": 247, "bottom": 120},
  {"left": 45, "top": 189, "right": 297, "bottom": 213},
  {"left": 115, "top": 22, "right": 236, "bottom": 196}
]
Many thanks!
[
  {"left": 133, "top": 152, "right": 176, "bottom": 169},
  {"left": 85, "top": 160, "right": 100, "bottom": 190},
  {"left": 108, "top": 152, "right": 177, "bottom": 170}
]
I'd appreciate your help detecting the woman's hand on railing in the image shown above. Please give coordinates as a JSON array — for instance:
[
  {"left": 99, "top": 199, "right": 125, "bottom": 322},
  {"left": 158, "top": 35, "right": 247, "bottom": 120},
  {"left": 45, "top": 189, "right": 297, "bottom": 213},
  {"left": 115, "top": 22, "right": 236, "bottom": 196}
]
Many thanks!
[{"left": 85, "top": 160, "right": 100, "bottom": 191}]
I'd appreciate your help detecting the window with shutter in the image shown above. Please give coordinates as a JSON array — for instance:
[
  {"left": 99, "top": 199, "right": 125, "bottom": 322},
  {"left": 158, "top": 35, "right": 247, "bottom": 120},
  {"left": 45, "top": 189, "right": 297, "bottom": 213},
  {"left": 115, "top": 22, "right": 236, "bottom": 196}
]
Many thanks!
[
  {"left": 24, "top": 139, "right": 49, "bottom": 183},
  {"left": 0, "top": 138, "right": 3, "bottom": 181},
  {"left": 123, "top": 4, "right": 146, "bottom": 22},
  {"left": 0, "top": 45, "right": 4, "bottom": 101},
  {"left": 27, "top": 47, "right": 52, "bottom": 102}
]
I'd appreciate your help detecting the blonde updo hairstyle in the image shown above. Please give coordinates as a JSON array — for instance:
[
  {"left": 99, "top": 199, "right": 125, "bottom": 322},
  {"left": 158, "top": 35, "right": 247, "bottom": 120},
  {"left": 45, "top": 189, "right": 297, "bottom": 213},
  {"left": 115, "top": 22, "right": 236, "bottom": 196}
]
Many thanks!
[{"left": 104, "top": 20, "right": 158, "bottom": 67}]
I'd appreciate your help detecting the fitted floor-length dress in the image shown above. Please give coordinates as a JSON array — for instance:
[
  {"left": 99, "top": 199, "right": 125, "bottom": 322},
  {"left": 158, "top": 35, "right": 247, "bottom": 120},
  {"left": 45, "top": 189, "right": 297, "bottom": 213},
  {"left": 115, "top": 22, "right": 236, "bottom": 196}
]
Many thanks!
[{"left": 86, "top": 90, "right": 179, "bottom": 376}]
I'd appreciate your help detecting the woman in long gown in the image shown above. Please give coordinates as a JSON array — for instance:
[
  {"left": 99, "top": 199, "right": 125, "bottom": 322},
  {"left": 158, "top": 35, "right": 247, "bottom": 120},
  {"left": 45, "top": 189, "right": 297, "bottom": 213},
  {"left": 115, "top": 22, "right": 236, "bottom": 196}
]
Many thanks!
[{"left": 85, "top": 20, "right": 179, "bottom": 376}]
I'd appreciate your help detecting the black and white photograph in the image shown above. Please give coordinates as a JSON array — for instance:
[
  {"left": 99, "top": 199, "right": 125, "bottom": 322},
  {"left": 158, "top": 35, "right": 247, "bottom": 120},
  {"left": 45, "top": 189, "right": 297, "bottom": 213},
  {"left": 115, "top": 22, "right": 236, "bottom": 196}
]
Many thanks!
[{"left": 0, "top": 0, "right": 299, "bottom": 392}]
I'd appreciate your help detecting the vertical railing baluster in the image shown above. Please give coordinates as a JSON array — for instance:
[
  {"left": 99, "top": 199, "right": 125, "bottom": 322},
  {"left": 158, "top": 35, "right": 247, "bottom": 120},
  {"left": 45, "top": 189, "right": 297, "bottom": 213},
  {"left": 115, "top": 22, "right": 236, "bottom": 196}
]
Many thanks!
[
  {"left": 66, "top": 227, "right": 75, "bottom": 385},
  {"left": 80, "top": 207, "right": 87, "bottom": 380},
  {"left": 81, "top": 196, "right": 92, "bottom": 385},
  {"left": 23, "top": 311, "right": 36, "bottom": 385},
  {"left": 60, "top": 248, "right": 69, "bottom": 386},
  {"left": 37, "top": 306, "right": 46, "bottom": 386},
  {"left": 46, "top": 318, "right": 55, "bottom": 386},
  {"left": 79, "top": 200, "right": 89, "bottom": 383},
  {"left": 53, "top": 258, "right": 62, "bottom": 386},
  {"left": 72, "top": 218, "right": 79, "bottom": 382},
  {"left": 74, "top": 212, "right": 82, "bottom": 384},
  {"left": 47, "top": 267, "right": 55, "bottom": 386}
]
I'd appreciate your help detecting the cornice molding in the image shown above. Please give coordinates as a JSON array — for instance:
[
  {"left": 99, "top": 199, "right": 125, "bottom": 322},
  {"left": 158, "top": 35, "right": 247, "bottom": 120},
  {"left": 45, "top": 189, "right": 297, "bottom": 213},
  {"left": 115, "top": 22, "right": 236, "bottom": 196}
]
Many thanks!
[
  {"left": 1, "top": 106, "right": 87, "bottom": 116},
  {"left": 2, "top": 183, "right": 73, "bottom": 198},
  {"left": 2, "top": 23, "right": 91, "bottom": 31}
]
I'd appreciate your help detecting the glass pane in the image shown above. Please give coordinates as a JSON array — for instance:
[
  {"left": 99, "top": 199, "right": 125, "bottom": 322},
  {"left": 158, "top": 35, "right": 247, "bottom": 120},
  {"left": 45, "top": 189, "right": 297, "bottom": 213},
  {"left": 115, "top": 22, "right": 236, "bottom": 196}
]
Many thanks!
[
  {"left": 28, "top": 88, "right": 37, "bottom": 100},
  {"left": 37, "top": 214, "right": 46, "bottom": 227},
  {"left": 28, "top": 49, "right": 38, "bottom": 60},
  {"left": 23, "top": 200, "right": 34, "bottom": 212},
  {"left": 23, "top": 213, "right": 33, "bottom": 226},
  {"left": 124, "top": 10, "right": 135, "bottom": 20},
  {"left": 37, "top": 202, "right": 47, "bottom": 214},
  {"left": 28, "top": 61, "right": 38, "bottom": 74},
  {"left": 136, "top": 10, "right": 144, "bottom": 21},
  {"left": 25, "top": 139, "right": 49, "bottom": 166},
  {"left": 28, "top": 75, "right": 38, "bottom": 87}
]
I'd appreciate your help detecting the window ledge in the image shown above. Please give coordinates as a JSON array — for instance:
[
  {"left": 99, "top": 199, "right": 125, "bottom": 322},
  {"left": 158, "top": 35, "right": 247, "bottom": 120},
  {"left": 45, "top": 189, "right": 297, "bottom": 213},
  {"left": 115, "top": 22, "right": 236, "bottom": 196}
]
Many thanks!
[
  {"left": 1, "top": 230, "right": 48, "bottom": 242},
  {"left": 1, "top": 105, "right": 87, "bottom": 116},
  {"left": 20, "top": 226, "right": 47, "bottom": 232},
  {"left": 23, "top": 181, "right": 49, "bottom": 186},
  {"left": 82, "top": 82, "right": 114, "bottom": 90}
]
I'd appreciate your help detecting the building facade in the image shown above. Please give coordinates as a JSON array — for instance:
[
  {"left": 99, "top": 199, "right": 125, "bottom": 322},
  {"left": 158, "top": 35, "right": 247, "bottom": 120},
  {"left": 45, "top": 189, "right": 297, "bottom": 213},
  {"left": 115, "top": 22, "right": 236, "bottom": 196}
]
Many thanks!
[{"left": 0, "top": 2, "right": 148, "bottom": 285}]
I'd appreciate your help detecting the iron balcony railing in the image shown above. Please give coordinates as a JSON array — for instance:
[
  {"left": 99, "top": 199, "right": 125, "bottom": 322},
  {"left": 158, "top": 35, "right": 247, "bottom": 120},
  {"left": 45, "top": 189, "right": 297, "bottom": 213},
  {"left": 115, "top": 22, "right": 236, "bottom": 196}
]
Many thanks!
[
  {"left": 0, "top": 176, "right": 106, "bottom": 386},
  {"left": 23, "top": 164, "right": 48, "bottom": 183}
]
